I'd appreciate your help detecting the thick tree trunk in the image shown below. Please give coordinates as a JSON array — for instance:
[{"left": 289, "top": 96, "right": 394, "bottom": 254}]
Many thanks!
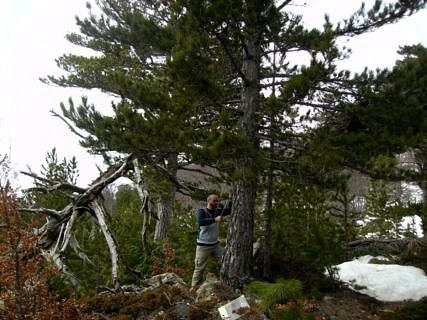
[
  {"left": 263, "top": 163, "right": 273, "bottom": 280},
  {"left": 221, "top": 2, "right": 261, "bottom": 289},
  {"left": 221, "top": 179, "right": 256, "bottom": 288},
  {"left": 154, "top": 153, "right": 178, "bottom": 241}
]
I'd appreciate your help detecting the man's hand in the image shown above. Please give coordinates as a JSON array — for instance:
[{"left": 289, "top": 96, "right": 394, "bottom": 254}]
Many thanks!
[{"left": 215, "top": 216, "right": 222, "bottom": 223}]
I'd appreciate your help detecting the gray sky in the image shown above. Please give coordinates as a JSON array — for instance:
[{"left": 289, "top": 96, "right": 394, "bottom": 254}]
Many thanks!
[{"left": 1, "top": 1, "right": 426, "bottom": 189}]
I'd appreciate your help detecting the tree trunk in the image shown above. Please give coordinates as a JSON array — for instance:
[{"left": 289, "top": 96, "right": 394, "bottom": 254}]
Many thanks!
[
  {"left": 420, "top": 185, "right": 427, "bottom": 236},
  {"left": 418, "top": 151, "right": 427, "bottom": 236},
  {"left": 221, "top": 179, "right": 257, "bottom": 288},
  {"left": 154, "top": 153, "right": 178, "bottom": 241},
  {"left": 221, "top": 2, "right": 261, "bottom": 289},
  {"left": 263, "top": 160, "right": 273, "bottom": 280}
]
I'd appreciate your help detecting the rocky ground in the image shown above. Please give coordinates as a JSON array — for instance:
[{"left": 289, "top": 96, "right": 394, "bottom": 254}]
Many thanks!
[{"left": 81, "top": 273, "right": 426, "bottom": 319}]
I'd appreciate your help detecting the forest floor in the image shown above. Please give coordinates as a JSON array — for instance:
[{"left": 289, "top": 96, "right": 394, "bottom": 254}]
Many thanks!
[
  {"left": 82, "top": 275, "right": 426, "bottom": 319},
  {"left": 318, "top": 288, "right": 408, "bottom": 320}
]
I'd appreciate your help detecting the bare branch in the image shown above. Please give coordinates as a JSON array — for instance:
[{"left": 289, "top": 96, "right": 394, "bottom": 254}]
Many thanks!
[
  {"left": 276, "top": 0, "right": 293, "bottom": 12},
  {"left": 91, "top": 198, "right": 120, "bottom": 290},
  {"left": 20, "top": 171, "right": 87, "bottom": 194},
  {"left": 59, "top": 208, "right": 79, "bottom": 253},
  {"left": 18, "top": 208, "right": 62, "bottom": 219}
]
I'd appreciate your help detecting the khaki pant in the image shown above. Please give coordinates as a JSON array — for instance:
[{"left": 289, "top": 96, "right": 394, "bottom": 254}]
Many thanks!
[{"left": 191, "top": 243, "right": 224, "bottom": 287}]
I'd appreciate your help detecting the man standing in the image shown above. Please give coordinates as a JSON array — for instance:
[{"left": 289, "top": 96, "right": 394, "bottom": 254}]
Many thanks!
[{"left": 191, "top": 193, "right": 232, "bottom": 288}]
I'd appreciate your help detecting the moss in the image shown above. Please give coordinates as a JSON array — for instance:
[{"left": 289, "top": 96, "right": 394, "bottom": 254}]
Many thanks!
[{"left": 245, "top": 278, "right": 303, "bottom": 311}]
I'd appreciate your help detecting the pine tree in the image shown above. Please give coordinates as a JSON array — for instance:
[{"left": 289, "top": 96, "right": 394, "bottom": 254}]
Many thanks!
[
  {"left": 172, "top": 0, "right": 426, "bottom": 288},
  {"left": 309, "top": 44, "right": 427, "bottom": 234}
]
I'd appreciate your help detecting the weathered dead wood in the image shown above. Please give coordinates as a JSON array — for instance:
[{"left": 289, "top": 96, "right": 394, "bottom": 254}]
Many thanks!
[
  {"left": 69, "top": 234, "right": 93, "bottom": 265},
  {"left": 19, "top": 208, "right": 61, "bottom": 219},
  {"left": 19, "top": 154, "right": 135, "bottom": 288},
  {"left": 19, "top": 152, "right": 214, "bottom": 289},
  {"left": 21, "top": 170, "right": 87, "bottom": 194},
  {"left": 345, "top": 239, "right": 410, "bottom": 248},
  {"left": 91, "top": 198, "right": 120, "bottom": 290},
  {"left": 133, "top": 158, "right": 152, "bottom": 254},
  {"left": 343, "top": 238, "right": 415, "bottom": 259}
]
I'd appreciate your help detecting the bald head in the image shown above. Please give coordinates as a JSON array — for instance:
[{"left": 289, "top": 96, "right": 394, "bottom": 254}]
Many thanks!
[{"left": 207, "top": 194, "right": 219, "bottom": 210}]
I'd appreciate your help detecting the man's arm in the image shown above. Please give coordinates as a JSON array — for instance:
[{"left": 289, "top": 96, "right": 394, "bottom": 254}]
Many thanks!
[{"left": 196, "top": 208, "right": 215, "bottom": 226}]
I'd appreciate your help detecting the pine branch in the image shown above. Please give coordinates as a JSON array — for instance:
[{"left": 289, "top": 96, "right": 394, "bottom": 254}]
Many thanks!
[
  {"left": 276, "top": 0, "right": 294, "bottom": 12},
  {"left": 50, "top": 109, "right": 87, "bottom": 140}
]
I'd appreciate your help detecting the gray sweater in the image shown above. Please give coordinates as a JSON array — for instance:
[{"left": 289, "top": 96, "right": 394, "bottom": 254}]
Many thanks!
[{"left": 196, "top": 201, "right": 232, "bottom": 246}]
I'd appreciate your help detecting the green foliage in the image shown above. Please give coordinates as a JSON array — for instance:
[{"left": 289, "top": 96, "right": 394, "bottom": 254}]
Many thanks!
[
  {"left": 245, "top": 278, "right": 303, "bottom": 311},
  {"left": 360, "top": 180, "right": 411, "bottom": 239},
  {"left": 269, "top": 182, "right": 345, "bottom": 284},
  {"left": 309, "top": 44, "right": 427, "bottom": 180},
  {"left": 167, "top": 202, "right": 199, "bottom": 281},
  {"left": 67, "top": 216, "right": 112, "bottom": 295},
  {"left": 25, "top": 148, "right": 79, "bottom": 211},
  {"left": 62, "top": 184, "right": 195, "bottom": 294},
  {"left": 48, "top": 273, "right": 75, "bottom": 299},
  {"left": 68, "top": 184, "right": 148, "bottom": 293}
]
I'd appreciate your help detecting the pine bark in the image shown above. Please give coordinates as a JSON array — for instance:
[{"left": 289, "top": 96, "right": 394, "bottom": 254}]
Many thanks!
[{"left": 221, "top": 2, "right": 260, "bottom": 289}]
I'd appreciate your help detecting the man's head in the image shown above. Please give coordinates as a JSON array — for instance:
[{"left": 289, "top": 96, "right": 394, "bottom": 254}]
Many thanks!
[{"left": 207, "top": 194, "right": 219, "bottom": 210}]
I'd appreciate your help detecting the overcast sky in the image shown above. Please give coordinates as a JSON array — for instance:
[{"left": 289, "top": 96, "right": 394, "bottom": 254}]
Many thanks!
[{"left": 1, "top": 1, "right": 426, "bottom": 189}]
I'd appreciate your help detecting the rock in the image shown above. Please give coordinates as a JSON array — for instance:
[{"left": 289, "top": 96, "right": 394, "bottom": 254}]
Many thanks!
[
  {"left": 145, "top": 272, "right": 186, "bottom": 288},
  {"left": 195, "top": 273, "right": 239, "bottom": 303},
  {"left": 121, "top": 284, "right": 145, "bottom": 293}
]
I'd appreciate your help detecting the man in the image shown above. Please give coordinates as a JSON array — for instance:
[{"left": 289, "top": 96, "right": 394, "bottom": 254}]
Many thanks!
[{"left": 191, "top": 193, "right": 232, "bottom": 288}]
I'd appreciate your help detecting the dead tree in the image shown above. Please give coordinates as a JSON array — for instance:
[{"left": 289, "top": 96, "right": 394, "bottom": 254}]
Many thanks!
[
  {"left": 20, "top": 155, "right": 140, "bottom": 290},
  {"left": 343, "top": 237, "right": 427, "bottom": 261},
  {"left": 19, "top": 153, "right": 205, "bottom": 290}
]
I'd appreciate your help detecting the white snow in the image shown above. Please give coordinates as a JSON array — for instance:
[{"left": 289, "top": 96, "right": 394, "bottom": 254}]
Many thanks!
[{"left": 334, "top": 255, "right": 427, "bottom": 302}]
